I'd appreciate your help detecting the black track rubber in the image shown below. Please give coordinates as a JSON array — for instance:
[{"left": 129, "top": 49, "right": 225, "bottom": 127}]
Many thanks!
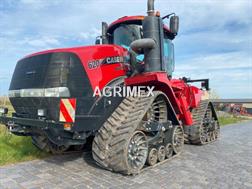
[
  {"left": 32, "top": 135, "right": 50, "bottom": 152},
  {"left": 92, "top": 92, "right": 159, "bottom": 175},
  {"left": 32, "top": 135, "right": 69, "bottom": 154}
]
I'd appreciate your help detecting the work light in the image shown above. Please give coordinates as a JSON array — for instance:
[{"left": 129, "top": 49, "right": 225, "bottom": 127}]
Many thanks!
[
  {"left": 38, "top": 109, "right": 47, "bottom": 117},
  {"left": 0, "top": 107, "right": 8, "bottom": 115}
]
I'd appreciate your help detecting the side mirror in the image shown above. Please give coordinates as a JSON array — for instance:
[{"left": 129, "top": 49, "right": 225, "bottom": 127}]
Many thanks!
[
  {"left": 95, "top": 36, "right": 102, "bottom": 45},
  {"left": 95, "top": 22, "right": 108, "bottom": 45},
  {"left": 102, "top": 22, "right": 108, "bottom": 44},
  {"left": 170, "top": 16, "right": 179, "bottom": 34}
]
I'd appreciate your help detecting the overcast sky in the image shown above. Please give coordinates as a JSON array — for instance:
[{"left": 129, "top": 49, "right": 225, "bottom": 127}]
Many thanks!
[{"left": 0, "top": 0, "right": 251, "bottom": 98}]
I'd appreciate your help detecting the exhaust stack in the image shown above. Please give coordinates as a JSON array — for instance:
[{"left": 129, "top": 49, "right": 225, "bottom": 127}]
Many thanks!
[
  {"left": 143, "top": 0, "right": 164, "bottom": 72},
  {"left": 147, "top": 0, "right": 155, "bottom": 16}
]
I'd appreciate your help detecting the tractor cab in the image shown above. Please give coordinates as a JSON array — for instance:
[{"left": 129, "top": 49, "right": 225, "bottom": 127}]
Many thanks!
[{"left": 96, "top": 15, "right": 178, "bottom": 76}]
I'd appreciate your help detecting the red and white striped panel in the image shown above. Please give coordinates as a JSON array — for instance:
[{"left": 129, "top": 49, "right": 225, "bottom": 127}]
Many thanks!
[{"left": 59, "top": 98, "right": 76, "bottom": 123}]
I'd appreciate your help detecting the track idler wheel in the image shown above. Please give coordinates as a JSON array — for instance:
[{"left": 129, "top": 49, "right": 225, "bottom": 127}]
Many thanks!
[
  {"left": 172, "top": 125, "right": 184, "bottom": 154},
  {"left": 127, "top": 131, "right": 148, "bottom": 171},
  {"left": 165, "top": 143, "right": 173, "bottom": 159},
  {"left": 157, "top": 146, "right": 166, "bottom": 162},
  {"left": 147, "top": 148, "right": 158, "bottom": 166}
]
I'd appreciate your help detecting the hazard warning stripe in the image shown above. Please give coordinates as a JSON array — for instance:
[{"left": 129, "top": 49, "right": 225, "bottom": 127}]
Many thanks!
[
  {"left": 59, "top": 98, "right": 76, "bottom": 123},
  {"left": 59, "top": 111, "right": 66, "bottom": 122},
  {"left": 68, "top": 98, "right": 76, "bottom": 109},
  {"left": 60, "top": 101, "right": 74, "bottom": 122}
]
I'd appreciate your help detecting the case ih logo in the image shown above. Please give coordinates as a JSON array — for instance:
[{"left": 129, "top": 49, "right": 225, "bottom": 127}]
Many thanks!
[{"left": 88, "top": 56, "right": 124, "bottom": 69}]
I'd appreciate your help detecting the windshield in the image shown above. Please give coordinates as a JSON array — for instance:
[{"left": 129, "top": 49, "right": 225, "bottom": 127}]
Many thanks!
[{"left": 113, "top": 24, "right": 142, "bottom": 48}]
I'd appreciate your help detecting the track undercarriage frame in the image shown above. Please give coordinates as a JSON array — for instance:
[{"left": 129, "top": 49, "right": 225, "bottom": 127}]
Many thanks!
[{"left": 92, "top": 72, "right": 220, "bottom": 175}]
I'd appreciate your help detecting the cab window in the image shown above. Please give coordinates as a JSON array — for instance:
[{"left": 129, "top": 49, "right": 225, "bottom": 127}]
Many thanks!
[
  {"left": 163, "top": 33, "right": 175, "bottom": 76},
  {"left": 112, "top": 24, "right": 142, "bottom": 48}
]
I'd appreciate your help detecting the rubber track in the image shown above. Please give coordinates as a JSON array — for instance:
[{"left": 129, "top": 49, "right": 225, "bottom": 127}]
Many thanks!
[
  {"left": 32, "top": 135, "right": 71, "bottom": 154},
  {"left": 186, "top": 100, "right": 219, "bottom": 144},
  {"left": 92, "top": 92, "right": 160, "bottom": 175}
]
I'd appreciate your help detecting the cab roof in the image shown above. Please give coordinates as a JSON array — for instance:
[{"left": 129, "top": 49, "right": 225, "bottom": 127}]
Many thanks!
[{"left": 108, "top": 15, "right": 172, "bottom": 34}]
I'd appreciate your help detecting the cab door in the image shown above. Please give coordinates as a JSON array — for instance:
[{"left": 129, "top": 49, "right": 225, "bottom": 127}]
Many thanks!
[{"left": 163, "top": 33, "right": 175, "bottom": 77}]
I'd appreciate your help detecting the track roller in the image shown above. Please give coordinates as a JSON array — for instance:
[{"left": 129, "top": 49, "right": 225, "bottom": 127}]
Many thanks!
[
  {"left": 147, "top": 148, "right": 158, "bottom": 166},
  {"left": 157, "top": 145, "right": 166, "bottom": 162},
  {"left": 165, "top": 143, "right": 173, "bottom": 158}
]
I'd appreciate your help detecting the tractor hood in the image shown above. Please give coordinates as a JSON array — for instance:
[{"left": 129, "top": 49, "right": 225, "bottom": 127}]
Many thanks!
[
  {"left": 8, "top": 44, "right": 128, "bottom": 120},
  {"left": 10, "top": 44, "right": 129, "bottom": 93}
]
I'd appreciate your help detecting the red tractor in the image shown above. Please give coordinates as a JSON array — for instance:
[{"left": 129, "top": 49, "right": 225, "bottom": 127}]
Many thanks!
[{"left": 0, "top": 0, "right": 219, "bottom": 174}]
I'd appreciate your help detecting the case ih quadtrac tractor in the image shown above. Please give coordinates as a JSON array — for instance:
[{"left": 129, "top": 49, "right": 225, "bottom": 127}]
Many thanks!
[{"left": 0, "top": 0, "right": 219, "bottom": 174}]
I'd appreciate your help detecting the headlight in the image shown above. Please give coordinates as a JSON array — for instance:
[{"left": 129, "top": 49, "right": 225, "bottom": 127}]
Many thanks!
[
  {"left": 45, "top": 87, "right": 70, "bottom": 97},
  {"left": 8, "top": 87, "right": 70, "bottom": 98},
  {"left": 21, "top": 89, "right": 44, "bottom": 97},
  {"left": 0, "top": 107, "right": 8, "bottom": 115}
]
